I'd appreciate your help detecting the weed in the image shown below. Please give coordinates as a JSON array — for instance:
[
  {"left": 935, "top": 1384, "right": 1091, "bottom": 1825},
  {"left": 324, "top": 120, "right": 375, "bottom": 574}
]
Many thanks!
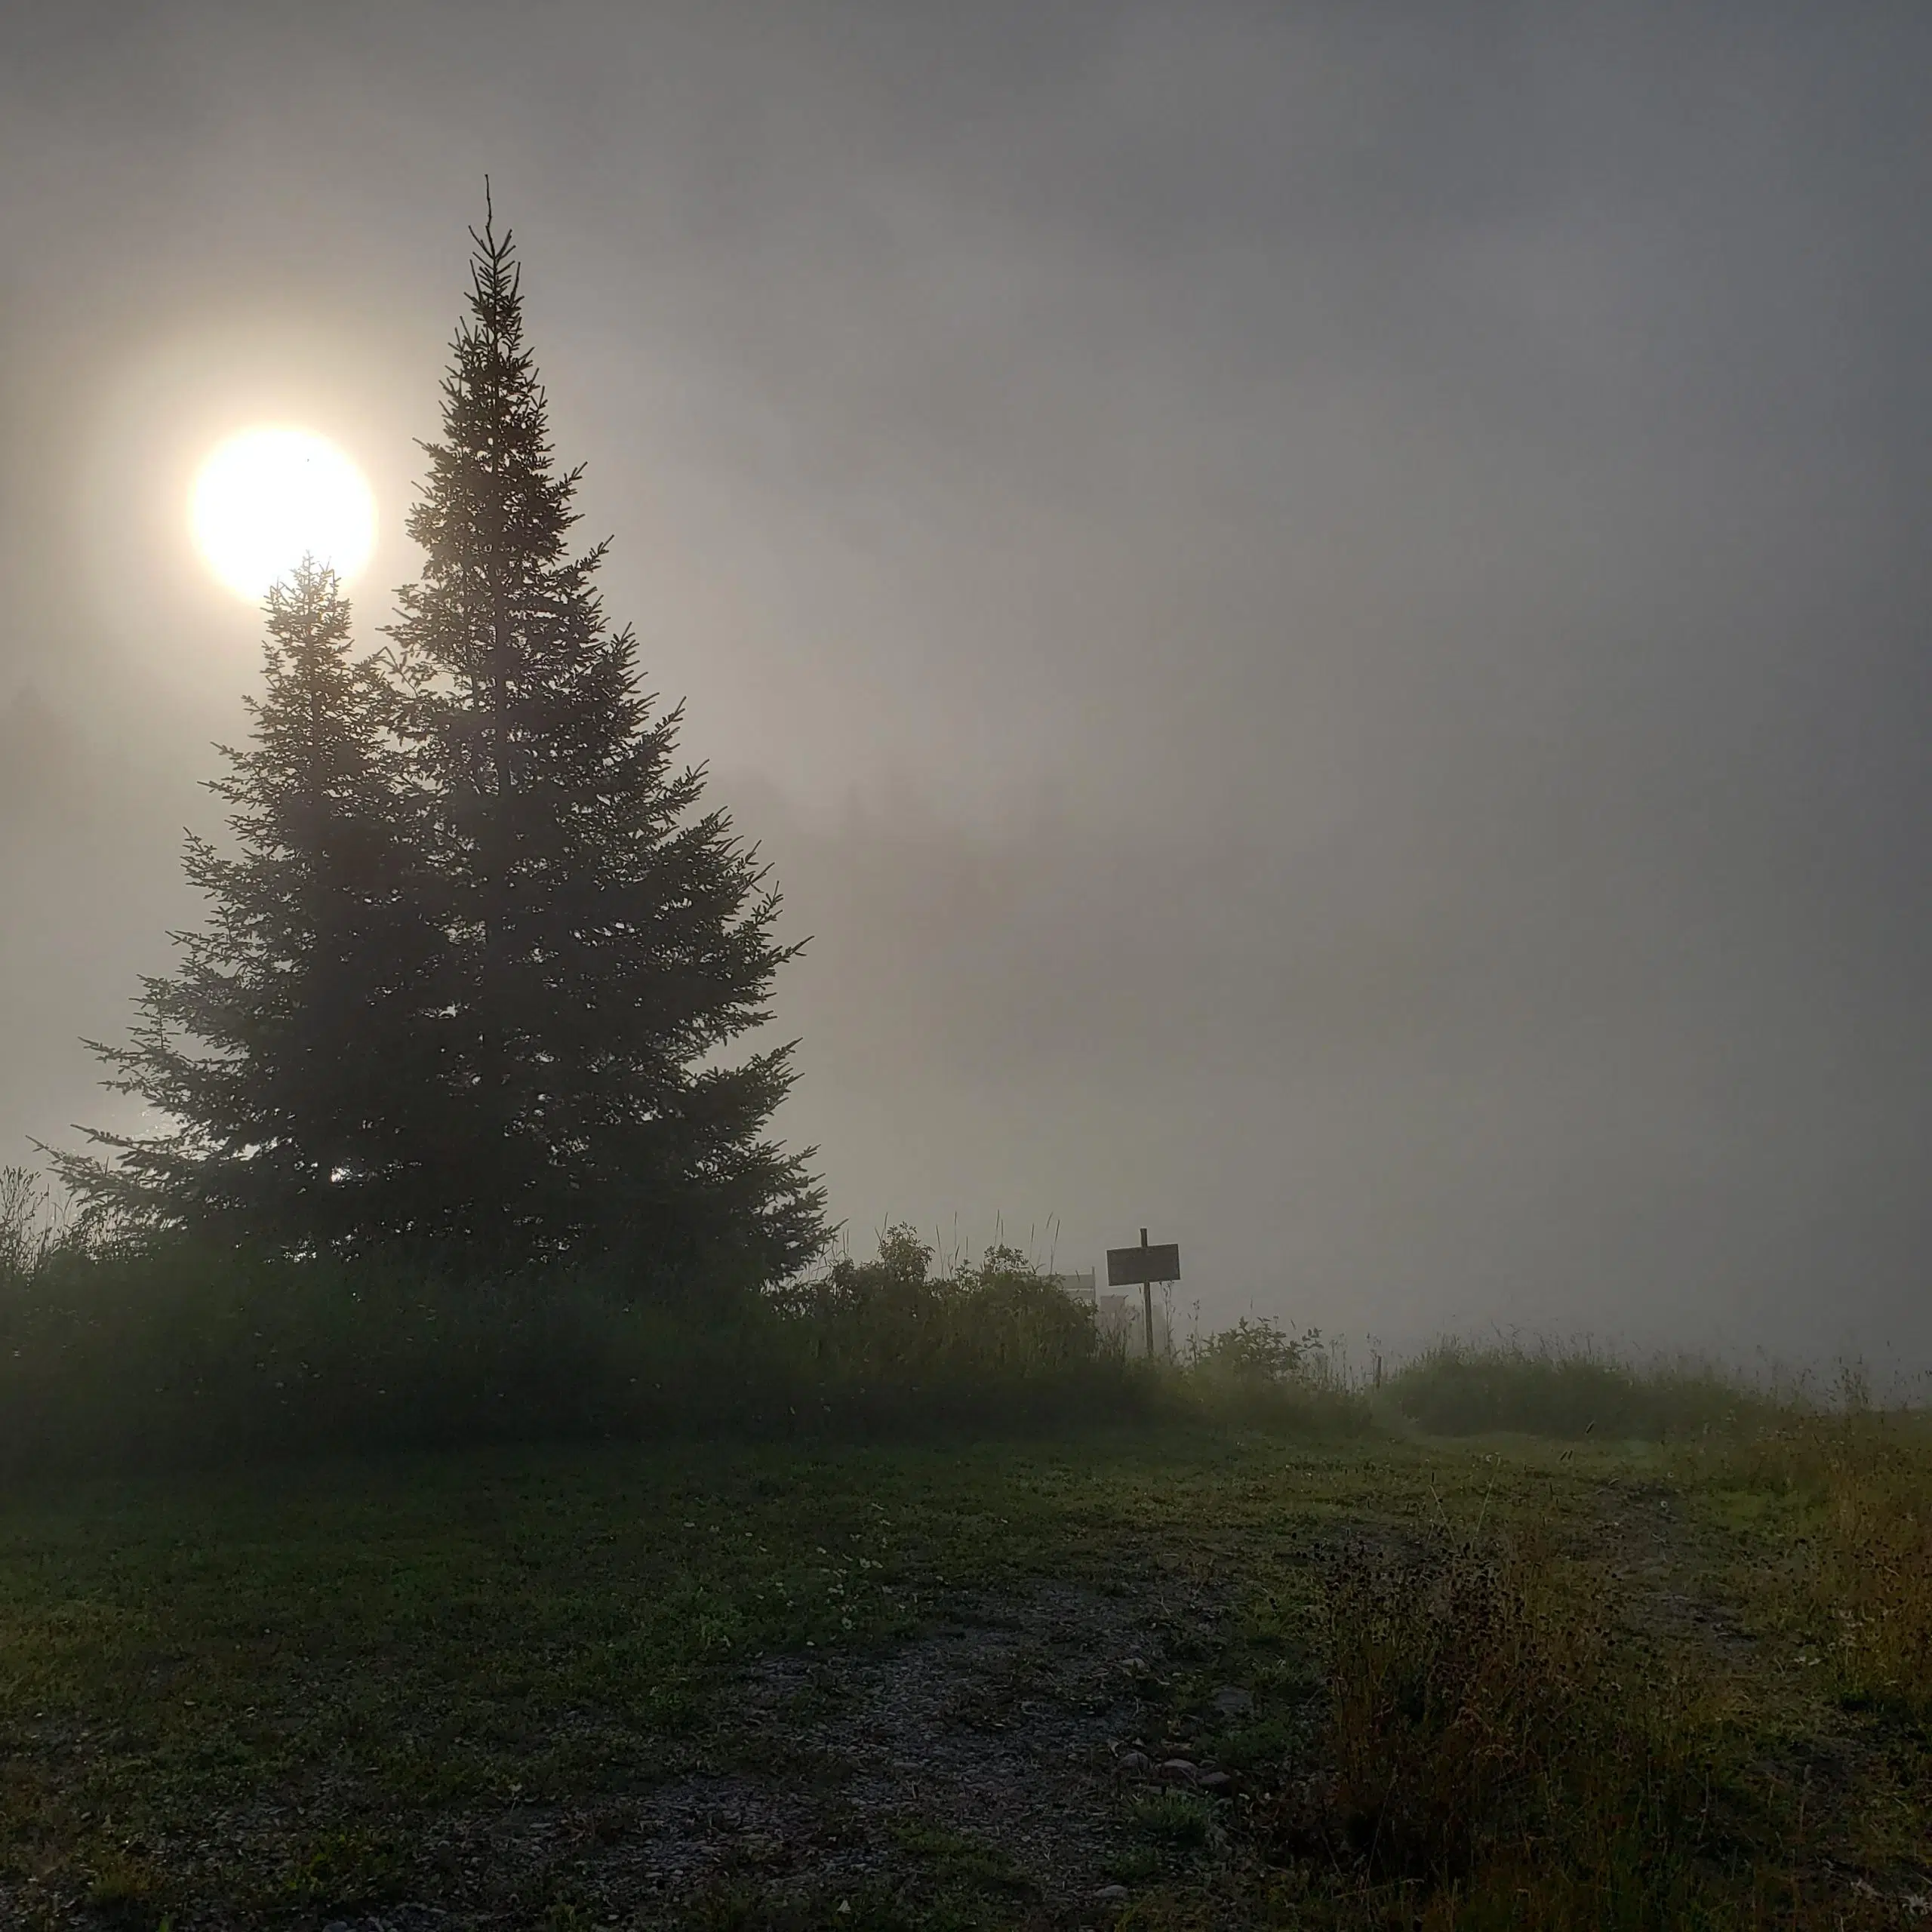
[
  {"left": 275, "top": 1825, "right": 404, "bottom": 1909},
  {"left": 83, "top": 1844, "right": 160, "bottom": 1915},
  {"left": 1127, "top": 1788, "right": 1222, "bottom": 1854}
]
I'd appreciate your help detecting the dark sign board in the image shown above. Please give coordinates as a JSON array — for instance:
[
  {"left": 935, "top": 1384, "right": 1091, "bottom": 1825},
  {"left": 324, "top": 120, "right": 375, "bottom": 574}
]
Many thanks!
[{"left": 1107, "top": 1242, "right": 1180, "bottom": 1287}]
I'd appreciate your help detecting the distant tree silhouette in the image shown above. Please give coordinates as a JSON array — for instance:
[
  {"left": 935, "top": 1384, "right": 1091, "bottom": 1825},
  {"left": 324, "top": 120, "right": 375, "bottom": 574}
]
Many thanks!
[
  {"left": 385, "top": 200, "right": 823, "bottom": 1275},
  {"left": 56, "top": 561, "right": 443, "bottom": 1247}
]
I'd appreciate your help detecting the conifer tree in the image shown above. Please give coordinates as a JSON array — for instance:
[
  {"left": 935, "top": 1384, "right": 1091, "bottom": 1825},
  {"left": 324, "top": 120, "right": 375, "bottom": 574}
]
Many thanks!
[
  {"left": 57, "top": 561, "right": 441, "bottom": 1247},
  {"left": 386, "top": 203, "right": 823, "bottom": 1275}
]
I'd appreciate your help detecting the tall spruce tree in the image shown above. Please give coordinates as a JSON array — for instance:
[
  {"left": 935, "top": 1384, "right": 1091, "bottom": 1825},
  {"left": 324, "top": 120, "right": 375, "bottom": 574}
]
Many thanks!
[
  {"left": 57, "top": 561, "right": 441, "bottom": 1247},
  {"left": 386, "top": 205, "right": 823, "bottom": 1275}
]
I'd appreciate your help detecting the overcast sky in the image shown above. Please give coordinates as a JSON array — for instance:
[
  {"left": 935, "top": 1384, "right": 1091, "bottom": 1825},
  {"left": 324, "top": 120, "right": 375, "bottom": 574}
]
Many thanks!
[{"left": 4, "top": 2, "right": 1928, "bottom": 1367}]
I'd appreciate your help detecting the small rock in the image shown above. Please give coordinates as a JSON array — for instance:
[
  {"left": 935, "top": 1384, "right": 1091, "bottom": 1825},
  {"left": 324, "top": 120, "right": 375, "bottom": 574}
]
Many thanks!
[
  {"left": 1158, "top": 1757, "right": 1200, "bottom": 1786},
  {"left": 1199, "top": 1769, "right": 1233, "bottom": 1794},
  {"left": 1094, "top": 1884, "right": 1131, "bottom": 1901},
  {"left": 1115, "top": 1749, "right": 1152, "bottom": 1778},
  {"left": 1213, "top": 1684, "right": 1253, "bottom": 1717}
]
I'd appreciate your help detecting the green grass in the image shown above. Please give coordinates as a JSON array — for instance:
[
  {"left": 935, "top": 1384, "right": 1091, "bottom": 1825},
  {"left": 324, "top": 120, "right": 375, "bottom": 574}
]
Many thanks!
[
  {"left": 0, "top": 1418, "right": 1926, "bottom": 1927},
  {"left": 1, "top": 1184, "right": 1922, "bottom": 1925}
]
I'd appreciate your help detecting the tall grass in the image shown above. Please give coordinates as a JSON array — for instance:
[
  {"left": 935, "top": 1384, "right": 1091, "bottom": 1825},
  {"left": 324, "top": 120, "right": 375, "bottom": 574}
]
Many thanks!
[
  {"left": 0, "top": 1164, "right": 58, "bottom": 1283},
  {"left": 1276, "top": 1526, "right": 1752, "bottom": 1928},
  {"left": 1734, "top": 1389, "right": 1932, "bottom": 1719},
  {"left": 1386, "top": 1336, "right": 1783, "bottom": 1441}
]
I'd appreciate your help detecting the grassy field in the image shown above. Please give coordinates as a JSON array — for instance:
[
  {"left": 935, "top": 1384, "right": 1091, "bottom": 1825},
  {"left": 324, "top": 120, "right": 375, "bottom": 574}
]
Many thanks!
[{"left": 1, "top": 1407, "right": 1927, "bottom": 1930}]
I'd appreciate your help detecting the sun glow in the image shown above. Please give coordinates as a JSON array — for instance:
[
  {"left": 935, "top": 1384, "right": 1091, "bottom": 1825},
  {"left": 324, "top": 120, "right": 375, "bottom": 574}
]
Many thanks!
[{"left": 192, "top": 426, "right": 376, "bottom": 601}]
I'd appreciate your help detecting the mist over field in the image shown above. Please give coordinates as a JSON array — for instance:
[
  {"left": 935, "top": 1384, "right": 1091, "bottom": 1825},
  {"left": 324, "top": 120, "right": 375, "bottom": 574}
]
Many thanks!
[{"left": 4, "top": 2, "right": 1930, "bottom": 1361}]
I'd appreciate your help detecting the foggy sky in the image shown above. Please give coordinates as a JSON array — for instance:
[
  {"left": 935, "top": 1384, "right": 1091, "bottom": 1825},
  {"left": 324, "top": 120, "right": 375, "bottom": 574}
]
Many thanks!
[{"left": 4, "top": 2, "right": 1929, "bottom": 1366}]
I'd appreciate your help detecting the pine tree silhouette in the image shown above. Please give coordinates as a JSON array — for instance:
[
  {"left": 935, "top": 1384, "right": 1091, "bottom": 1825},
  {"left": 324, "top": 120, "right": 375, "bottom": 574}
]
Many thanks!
[
  {"left": 57, "top": 561, "right": 441, "bottom": 1247},
  {"left": 386, "top": 198, "right": 823, "bottom": 1274}
]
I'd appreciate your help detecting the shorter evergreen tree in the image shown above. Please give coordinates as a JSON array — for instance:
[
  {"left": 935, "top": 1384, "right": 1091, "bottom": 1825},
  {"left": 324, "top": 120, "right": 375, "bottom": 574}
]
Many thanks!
[{"left": 56, "top": 560, "right": 441, "bottom": 1250}]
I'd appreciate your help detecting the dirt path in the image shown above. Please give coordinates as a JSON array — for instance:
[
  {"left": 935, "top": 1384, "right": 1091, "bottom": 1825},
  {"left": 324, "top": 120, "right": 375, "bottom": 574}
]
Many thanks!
[{"left": 302, "top": 1577, "right": 1229, "bottom": 1929}]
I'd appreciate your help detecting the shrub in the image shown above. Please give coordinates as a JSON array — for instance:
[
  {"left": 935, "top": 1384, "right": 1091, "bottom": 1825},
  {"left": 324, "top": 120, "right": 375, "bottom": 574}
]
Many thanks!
[
  {"left": 0, "top": 1208, "right": 1374, "bottom": 1472},
  {"left": 0, "top": 1237, "right": 770, "bottom": 1471},
  {"left": 1179, "top": 1315, "right": 1374, "bottom": 1435},
  {"left": 770, "top": 1226, "right": 1140, "bottom": 1431},
  {"left": 0, "top": 1220, "right": 1161, "bottom": 1472},
  {"left": 1192, "top": 1315, "right": 1322, "bottom": 1383}
]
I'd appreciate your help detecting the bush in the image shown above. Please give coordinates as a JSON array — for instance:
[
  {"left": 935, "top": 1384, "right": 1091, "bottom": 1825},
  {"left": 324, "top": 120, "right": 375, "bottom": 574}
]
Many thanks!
[
  {"left": 1180, "top": 1315, "right": 1373, "bottom": 1435},
  {"left": 1388, "top": 1338, "right": 1778, "bottom": 1441},
  {"left": 774, "top": 1227, "right": 1126, "bottom": 1427},
  {"left": 0, "top": 1203, "right": 1372, "bottom": 1473},
  {"left": 0, "top": 1238, "right": 765, "bottom": 1471},
  {"left": 1192, "top": 1315, "right": 1322, "bottom": 1383},
  {"left": 0, "top": 1220, "right": 1164, "bottom": 1473}
]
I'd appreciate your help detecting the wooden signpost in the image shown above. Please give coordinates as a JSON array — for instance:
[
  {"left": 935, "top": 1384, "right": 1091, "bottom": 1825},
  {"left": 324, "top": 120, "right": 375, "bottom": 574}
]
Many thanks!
[{"left": 1106, "top": 1228, "right": 1181, "bottom": 1360}]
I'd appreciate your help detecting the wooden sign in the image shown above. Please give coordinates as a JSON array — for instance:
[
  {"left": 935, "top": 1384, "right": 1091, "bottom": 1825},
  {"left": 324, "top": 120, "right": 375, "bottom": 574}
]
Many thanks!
[
  {"left": 1107, "top": 1241, "right": 1180, "bottom": 1286},
  {"left": 1106, "top": 1229, "right": 1180, "bottom": 1361}
]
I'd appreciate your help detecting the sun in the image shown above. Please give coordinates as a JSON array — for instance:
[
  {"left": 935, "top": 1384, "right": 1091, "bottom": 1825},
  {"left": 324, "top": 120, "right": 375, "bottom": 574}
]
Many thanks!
[{"left": 192, "top": 426, "right": 377, "bottom": 601}]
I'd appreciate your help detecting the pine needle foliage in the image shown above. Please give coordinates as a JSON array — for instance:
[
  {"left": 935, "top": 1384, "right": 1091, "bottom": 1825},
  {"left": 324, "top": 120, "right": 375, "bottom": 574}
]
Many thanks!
[
  {"left": 385, "top": 202, "right": 823, "bottom": 1274},
  {"left": 55, "top": 562, "right": 440, "bottom": 1249}
]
